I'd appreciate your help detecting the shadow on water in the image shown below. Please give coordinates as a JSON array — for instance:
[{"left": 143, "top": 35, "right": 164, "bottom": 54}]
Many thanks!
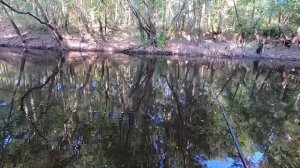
[{"left": 0, "top": 48, "right": 299, "bottom": 167}]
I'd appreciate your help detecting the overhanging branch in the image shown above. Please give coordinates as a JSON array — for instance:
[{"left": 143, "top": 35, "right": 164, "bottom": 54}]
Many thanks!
[{"left": 0, "top": 0, "right": 63, "bottom": 41}]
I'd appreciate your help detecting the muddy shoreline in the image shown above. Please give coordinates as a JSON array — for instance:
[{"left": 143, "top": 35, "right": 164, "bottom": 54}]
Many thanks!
[
  {"left": 1, "top": 46, "right": 300, "bottom": 66},
  {"left": 1, "top": 42, "right": 299, "bottom": 62}
]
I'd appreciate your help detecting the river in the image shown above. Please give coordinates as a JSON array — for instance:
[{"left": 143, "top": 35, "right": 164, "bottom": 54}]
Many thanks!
[{"left": 0, "top": 48, "right": 299, "bottom": 168}]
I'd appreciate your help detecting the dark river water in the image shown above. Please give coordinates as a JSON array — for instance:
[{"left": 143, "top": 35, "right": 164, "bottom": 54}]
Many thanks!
[{"left": 0, "top": 49, "right": 299, "bottom": 168}]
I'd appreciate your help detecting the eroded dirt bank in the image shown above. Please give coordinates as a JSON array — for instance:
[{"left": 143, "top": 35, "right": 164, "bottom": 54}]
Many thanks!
[{"left": 1, "top": 21, "right": 299, "bottom": 61}]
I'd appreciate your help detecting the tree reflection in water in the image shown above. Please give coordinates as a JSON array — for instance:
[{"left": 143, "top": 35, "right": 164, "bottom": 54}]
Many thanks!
[{"left": 0, "top": 51, "right": 299, "bottom": 167}]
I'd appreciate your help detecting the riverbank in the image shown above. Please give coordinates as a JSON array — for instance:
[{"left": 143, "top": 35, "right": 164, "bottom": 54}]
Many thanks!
[{"left": 0, "top": 20, "right": 299, "bottom": 61}]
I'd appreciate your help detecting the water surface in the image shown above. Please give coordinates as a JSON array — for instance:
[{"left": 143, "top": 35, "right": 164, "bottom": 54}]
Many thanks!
[{"left": 0, "top": 49, "right": 299, "bottom": 168}]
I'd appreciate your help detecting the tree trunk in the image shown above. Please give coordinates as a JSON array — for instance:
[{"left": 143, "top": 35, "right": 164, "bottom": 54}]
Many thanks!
[
  {"left": 181, "top": 14, "right": 185, "bottom": 31},
  {"left": 138, "top": 22, "right": 145, "bottom": 42},
  {"left": 232, "top": 0, "right": 245, "bottom": 45},
  {"left": 207, "top": 1, "right": 213, "bottom": 33},
  {"left": 217, "top": 12, "right": 223, "bottom": 34},
  {"left": 2, "top": 6, "right": 26, "bottom": 47},
  {"left": 148, "top": 23, "right": 157, "bottom": 46},
  {"left": 0, "top": 0, "right": 63, "bottom": 42},
  {"left": 169, "top": 0, "right": 188, "bottom": 36},
  {"left": 188, "top": 0, "right": 194, "bottom": 43},
  {"left": 143, "top": 23, "right": 157, "bottom": 46},
  {"left": 64, "top": 13, "right": 69, "bottom": 33},
  {"left": 104, "top": 8, "right": 108, "bottom": 34},
  {"left": 292, "top": 27, "right": 300, "bottom": 47},
  {"left": 232, "top": 0, "right": 241, "bottom": 25},
  {"left": 217, "top": 1, "right": 228, "bottom": 34},
  {"left": 251, "top": 0, "right": 256, "bottom": 19},
  {"left": 98, "top": 17, "right": 107, "bottom": 41},
  {"left": 127, "top": 0, "right": 157, "bottom": 46},
  {"left": 198, "top": 1, "right": 205, "bottom": 46},
  {"left": 278, "top": 9, "right": 282, "bottom": 37},
  {"left": 267, "top": 13, "right": 272, "bottom": 40},
  {"left": 74, "top": 3, "right": 91, "bottom": 34},
  {"left": 216, "top": 2, "right": 228, "bottom": 42},
  {"left": 61, "top": 0, "right": 69, "bottom": 33},
  {"left": 162, "top": 0, "right": 167, "bottom": 30}
]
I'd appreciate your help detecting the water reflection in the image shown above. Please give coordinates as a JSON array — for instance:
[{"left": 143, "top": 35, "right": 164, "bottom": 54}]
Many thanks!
[{"left": 0, "top": 49, "right": 299, "bottom": 167}]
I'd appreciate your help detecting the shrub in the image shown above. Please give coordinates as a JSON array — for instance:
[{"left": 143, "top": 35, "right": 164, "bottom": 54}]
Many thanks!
[{"left": 157, "top": 31, "right": 168, "bottom": 47}]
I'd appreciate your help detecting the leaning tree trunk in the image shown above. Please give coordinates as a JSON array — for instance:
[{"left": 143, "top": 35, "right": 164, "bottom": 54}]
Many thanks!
[
  {"left": 138, "top": 22, "right": 145, "bottom": 42},
  {"left": 2, "top": 6, "right": 26, "bottom": 47},
  {"left": 0, "top": 0, "right": 63, "bottom": 42},
  {"left": 127, "top": 0, "right": 157, "bottom": 46},
  {"left": 169, "top": 0, "right": 188, "bottom": 37}
]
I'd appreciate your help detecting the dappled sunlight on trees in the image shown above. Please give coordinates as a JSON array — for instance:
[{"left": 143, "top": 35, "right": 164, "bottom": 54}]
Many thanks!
[{"left": 0, "top": 0, "right": 299, "bottom": 48}]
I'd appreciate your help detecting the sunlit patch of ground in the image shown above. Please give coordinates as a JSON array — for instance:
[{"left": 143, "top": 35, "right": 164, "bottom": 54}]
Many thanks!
[{"left": 60, "top": 26, "right": 140, "bottom": 52}]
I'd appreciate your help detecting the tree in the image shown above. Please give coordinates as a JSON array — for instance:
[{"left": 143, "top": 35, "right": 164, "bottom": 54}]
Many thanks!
[
  {"left": 0, "top": 0, "right": 63, "bottom": 43},
  {"left": 127, "top": 0, "right": 188, "bottom": 46}
]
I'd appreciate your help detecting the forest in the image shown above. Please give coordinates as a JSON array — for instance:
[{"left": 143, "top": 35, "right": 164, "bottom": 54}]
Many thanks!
[{"left": 0, "top": 0, "right": 299, "bottom": 57}]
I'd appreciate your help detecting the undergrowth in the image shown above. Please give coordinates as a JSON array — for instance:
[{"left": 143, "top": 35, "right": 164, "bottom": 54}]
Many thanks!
[{"left": 157, "top": 31, "right": 168, "bottom": 47}]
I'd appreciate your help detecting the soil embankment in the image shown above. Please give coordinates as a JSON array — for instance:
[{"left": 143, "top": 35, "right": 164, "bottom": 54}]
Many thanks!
[{"left": 0, "top": 20, "right": 299, "bottom": 61}]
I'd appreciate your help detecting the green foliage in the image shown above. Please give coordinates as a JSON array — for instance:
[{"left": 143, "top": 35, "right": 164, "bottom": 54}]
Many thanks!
[
  {"left": 225, "top": 0, "right": 300, "bottom": 40},
  {"left": 268, "top": 143, "right": 300, "bottom": 167},
  {"left": 157, "top": 31, "right": 168, "bottom": 47}
]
